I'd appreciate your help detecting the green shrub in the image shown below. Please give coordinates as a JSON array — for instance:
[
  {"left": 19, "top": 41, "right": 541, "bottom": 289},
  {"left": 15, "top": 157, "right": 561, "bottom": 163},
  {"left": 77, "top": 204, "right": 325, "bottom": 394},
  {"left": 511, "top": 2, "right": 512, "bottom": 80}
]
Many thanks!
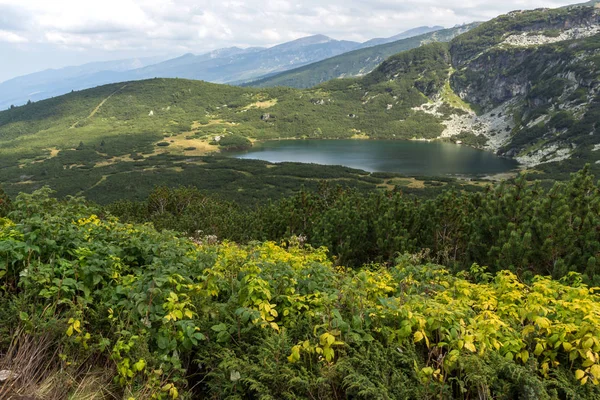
[
  {"left": 218, "top": 135, "right": 252, "bottom": 151},
  {"left": 0, "top": 185, "right": 10, "bottom": 217},
  {"left": 2, "top": 192, "right": 600, "bottom": 399}
]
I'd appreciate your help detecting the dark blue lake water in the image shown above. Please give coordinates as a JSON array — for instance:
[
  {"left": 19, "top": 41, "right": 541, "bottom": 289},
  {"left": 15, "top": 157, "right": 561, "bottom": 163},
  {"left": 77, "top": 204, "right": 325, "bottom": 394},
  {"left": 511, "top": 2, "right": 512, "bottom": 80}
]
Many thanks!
[{"left": 231, "top": 140, "right": 518, "bottom": 176}]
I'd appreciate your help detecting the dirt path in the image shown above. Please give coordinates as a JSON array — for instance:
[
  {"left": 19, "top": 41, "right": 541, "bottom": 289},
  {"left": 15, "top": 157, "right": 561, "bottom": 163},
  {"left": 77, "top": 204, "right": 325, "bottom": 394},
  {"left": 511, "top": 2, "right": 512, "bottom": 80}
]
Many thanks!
[
  {"left": 70, "top": 84, "right": 128, "bottom": 129},
  {"left": 78, "top": 175, "right": 108, "bottom": 195}
]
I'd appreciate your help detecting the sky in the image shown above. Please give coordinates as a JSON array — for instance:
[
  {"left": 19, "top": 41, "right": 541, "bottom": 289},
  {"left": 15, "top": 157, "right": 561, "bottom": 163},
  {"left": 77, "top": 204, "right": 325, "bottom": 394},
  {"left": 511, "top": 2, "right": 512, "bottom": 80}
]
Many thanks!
[{"left": 0, "top": 0, "right": 581, "bottom": 82}]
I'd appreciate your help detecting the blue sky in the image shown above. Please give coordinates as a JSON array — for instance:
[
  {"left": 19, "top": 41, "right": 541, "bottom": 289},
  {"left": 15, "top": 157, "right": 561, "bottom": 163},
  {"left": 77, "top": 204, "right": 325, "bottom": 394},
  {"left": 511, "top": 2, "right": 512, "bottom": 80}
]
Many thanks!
[{"left": 0, "top": 0, "right": 580, "bottom": 82}]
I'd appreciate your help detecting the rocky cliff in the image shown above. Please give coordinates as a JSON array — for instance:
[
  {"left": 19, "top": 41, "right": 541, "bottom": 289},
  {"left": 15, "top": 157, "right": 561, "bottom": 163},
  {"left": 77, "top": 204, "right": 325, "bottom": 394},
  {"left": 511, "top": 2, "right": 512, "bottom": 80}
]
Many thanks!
[{"left": 410, "top": 6, "right": 600, "bottom": 169}]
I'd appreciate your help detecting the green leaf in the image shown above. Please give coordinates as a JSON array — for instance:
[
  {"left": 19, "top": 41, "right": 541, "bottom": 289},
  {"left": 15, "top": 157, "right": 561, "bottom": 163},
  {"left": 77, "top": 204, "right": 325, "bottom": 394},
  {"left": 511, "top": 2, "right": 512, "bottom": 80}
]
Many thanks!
[
  {"left": 134, "top": 359, "right": 146, "bottom": 372},
  {"left": 288, "top": 345, "right": 301, "bottom": 363},
  {"left": 323, "top": 347, "right": 334, "bottom": 362},
  {"left": 326, "top": 334, "right": 335, "bottom": 346},
  {"left": 211, "top": 323, "right": 227, "bottom": 332},
  {"left": 362, "top": 334, "right": 374, "bottom": 342},
  {"left": 157, "top": 336, "right": 169, "bottom": 350},
  {"left": 464, "top": 341, "right": 476, "bottom": 353},
  {"left": 534, "top": 343, "right": 544, "bottom": 356}
]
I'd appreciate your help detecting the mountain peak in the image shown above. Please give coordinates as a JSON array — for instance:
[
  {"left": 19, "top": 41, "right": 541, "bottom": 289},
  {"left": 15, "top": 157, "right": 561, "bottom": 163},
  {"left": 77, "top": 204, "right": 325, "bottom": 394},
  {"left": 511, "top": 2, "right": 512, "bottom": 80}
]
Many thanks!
[
  {"left": 389, "top": 25, "right": 445, "bottom": 40},
  {"left": 359, "top": 26, "right": 446, "bottom": 49},
  {"left": 266, "top": 34, "right": 338, "bottom": 52},
  {"left": 304, "top": 34, "right": 332, "bottom": 42}
]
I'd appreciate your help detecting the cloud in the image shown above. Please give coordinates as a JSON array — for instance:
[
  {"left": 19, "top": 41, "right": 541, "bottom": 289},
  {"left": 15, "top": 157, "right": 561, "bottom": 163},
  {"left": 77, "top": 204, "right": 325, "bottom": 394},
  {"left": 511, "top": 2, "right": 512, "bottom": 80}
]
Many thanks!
[
  {"left": 0, "top": 30, "right": 27, "bottom": 43},
  {"left": 0, "top": 4, "right": 31, "bottom": 31},
  {"left": 0, "top": 0, "right": 582, "bottom": 76}
]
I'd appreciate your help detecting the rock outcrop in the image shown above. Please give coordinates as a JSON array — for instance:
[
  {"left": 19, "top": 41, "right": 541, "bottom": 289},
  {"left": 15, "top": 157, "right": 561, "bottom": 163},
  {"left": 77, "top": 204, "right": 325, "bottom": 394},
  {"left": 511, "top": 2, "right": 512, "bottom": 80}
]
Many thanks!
[{"left": 410, "top": 5, "right": 600, "bottom": 167}]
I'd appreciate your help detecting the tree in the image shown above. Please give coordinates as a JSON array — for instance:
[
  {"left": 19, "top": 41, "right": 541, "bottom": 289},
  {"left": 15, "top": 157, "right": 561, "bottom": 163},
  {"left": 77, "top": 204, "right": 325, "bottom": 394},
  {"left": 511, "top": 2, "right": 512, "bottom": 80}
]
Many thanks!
[
  {"left": 0, "top": 186, "right": 11, "bottom": 217},
  {"left": 76, "top": 141, "right": 85, "bottom": 151}
]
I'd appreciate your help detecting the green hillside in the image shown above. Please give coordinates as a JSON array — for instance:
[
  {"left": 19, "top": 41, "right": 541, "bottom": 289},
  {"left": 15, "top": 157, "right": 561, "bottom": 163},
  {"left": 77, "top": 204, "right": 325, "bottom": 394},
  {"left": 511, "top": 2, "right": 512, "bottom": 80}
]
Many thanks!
[
  {"left": 3, "top": 5, "right": 600, "bottom": 203},
  {"left": 0, "top": 44, "right": 460, "bottom": 203},
  {"left": 244, "top": 24, "right": 478, "bottom": 89}
]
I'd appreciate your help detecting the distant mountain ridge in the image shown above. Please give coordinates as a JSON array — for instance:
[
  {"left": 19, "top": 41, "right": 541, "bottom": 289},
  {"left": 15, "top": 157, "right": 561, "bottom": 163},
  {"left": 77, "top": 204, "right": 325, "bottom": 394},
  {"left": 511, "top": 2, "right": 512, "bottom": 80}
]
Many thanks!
[
  {"left": 0, "top": 56, "right": 169, "bottom": 110},
  {"left": 244, "top": 23, "right": 478, "bottom": 89},
  {"left": 0, "top": 26, "right": 450, "bottom": 110},
  {"left": 568, "top": 1, "right": 599, "bottom": 6},
  {"left": 122, "top": 34, "right": 362, "bottom": 84},
  {"left": 359, "top": 26, "right": 445, "bottom": 48}
]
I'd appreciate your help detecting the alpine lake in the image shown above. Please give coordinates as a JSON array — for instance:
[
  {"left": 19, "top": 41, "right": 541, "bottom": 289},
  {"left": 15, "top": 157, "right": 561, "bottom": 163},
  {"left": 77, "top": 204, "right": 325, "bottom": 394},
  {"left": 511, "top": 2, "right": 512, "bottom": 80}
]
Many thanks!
[{"left": 230, "top": 139, "right": 519, "bottom": 177}]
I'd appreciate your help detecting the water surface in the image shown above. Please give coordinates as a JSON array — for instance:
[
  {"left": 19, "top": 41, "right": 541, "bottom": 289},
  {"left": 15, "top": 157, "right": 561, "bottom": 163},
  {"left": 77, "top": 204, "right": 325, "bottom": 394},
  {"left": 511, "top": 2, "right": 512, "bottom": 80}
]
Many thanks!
[{"left": 231, "top": 140, "right": 518, "bottom": 176}]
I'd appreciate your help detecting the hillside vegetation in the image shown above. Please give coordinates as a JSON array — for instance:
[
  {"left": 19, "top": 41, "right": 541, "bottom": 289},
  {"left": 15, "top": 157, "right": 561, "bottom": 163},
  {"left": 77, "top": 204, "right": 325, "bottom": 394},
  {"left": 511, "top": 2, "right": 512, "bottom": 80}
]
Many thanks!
[
  {"left": 108, "top": 166, "right": 600, "bottom": 283},
  {"left": 2, "top": 173, "right": 600, "bottom": 399},
  {"left": 2, "top": 5, "right": 600, "bottom": 200},
  {"left": 0, "top": 45, "right": 461, "bottom": 202}
]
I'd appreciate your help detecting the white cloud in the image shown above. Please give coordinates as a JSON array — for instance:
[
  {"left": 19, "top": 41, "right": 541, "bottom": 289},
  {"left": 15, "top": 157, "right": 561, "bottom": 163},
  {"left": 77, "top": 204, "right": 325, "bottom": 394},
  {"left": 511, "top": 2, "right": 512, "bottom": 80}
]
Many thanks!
[{"left": 0, "top": 29, "right": 27, "bottom": 43}]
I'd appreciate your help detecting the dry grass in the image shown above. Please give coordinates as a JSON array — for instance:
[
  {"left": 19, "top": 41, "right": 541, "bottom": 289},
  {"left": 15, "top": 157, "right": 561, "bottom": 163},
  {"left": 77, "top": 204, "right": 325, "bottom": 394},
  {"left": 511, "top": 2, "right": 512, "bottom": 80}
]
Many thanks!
[
  {"left": 0, "top": 329, "right": 65, "bottom": 399},
  {"left": 194, "top": 119, "right": 237, "bottom": 128},
  {"left": 242, "top": 99, "right": 278, "bottom": 110},
  {"left": 93, "top": 155, "right": 136, "bottom": 168},
  {"left": 160, "top": 136, "right": 217, "bottom": 157},
  {"left": 0, "top": 329, "right": 117, "bottom": 400},
  {"left": 379, "top": 181, "right": 397, "bottom": 191},
  {"left": 47, "top": 148, "right": 60, "bottom": 158},
  {"left": 406, "top": 178, "right": 427, "bottom": 189},
  {"left": 18, "top": 148, "right": 61, "bottom": 169}
]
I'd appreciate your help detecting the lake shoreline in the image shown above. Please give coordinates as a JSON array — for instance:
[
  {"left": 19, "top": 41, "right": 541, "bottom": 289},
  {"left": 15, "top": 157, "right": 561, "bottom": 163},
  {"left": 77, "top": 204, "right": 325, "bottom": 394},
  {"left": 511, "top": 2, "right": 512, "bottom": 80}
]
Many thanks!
[
  {"left": 230, "top": 138, "right": 520, "bottom": 178},
  {"left": 247, "top": 136, "right": 519, "bottom": 163}
]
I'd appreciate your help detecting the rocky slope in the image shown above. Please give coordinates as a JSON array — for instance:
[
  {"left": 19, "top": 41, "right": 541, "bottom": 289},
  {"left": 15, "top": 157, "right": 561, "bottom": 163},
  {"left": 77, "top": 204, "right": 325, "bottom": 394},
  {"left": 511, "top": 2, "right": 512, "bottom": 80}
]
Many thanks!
[{"left": 407, "top": 5, "right": 600, "bottom": 170}]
